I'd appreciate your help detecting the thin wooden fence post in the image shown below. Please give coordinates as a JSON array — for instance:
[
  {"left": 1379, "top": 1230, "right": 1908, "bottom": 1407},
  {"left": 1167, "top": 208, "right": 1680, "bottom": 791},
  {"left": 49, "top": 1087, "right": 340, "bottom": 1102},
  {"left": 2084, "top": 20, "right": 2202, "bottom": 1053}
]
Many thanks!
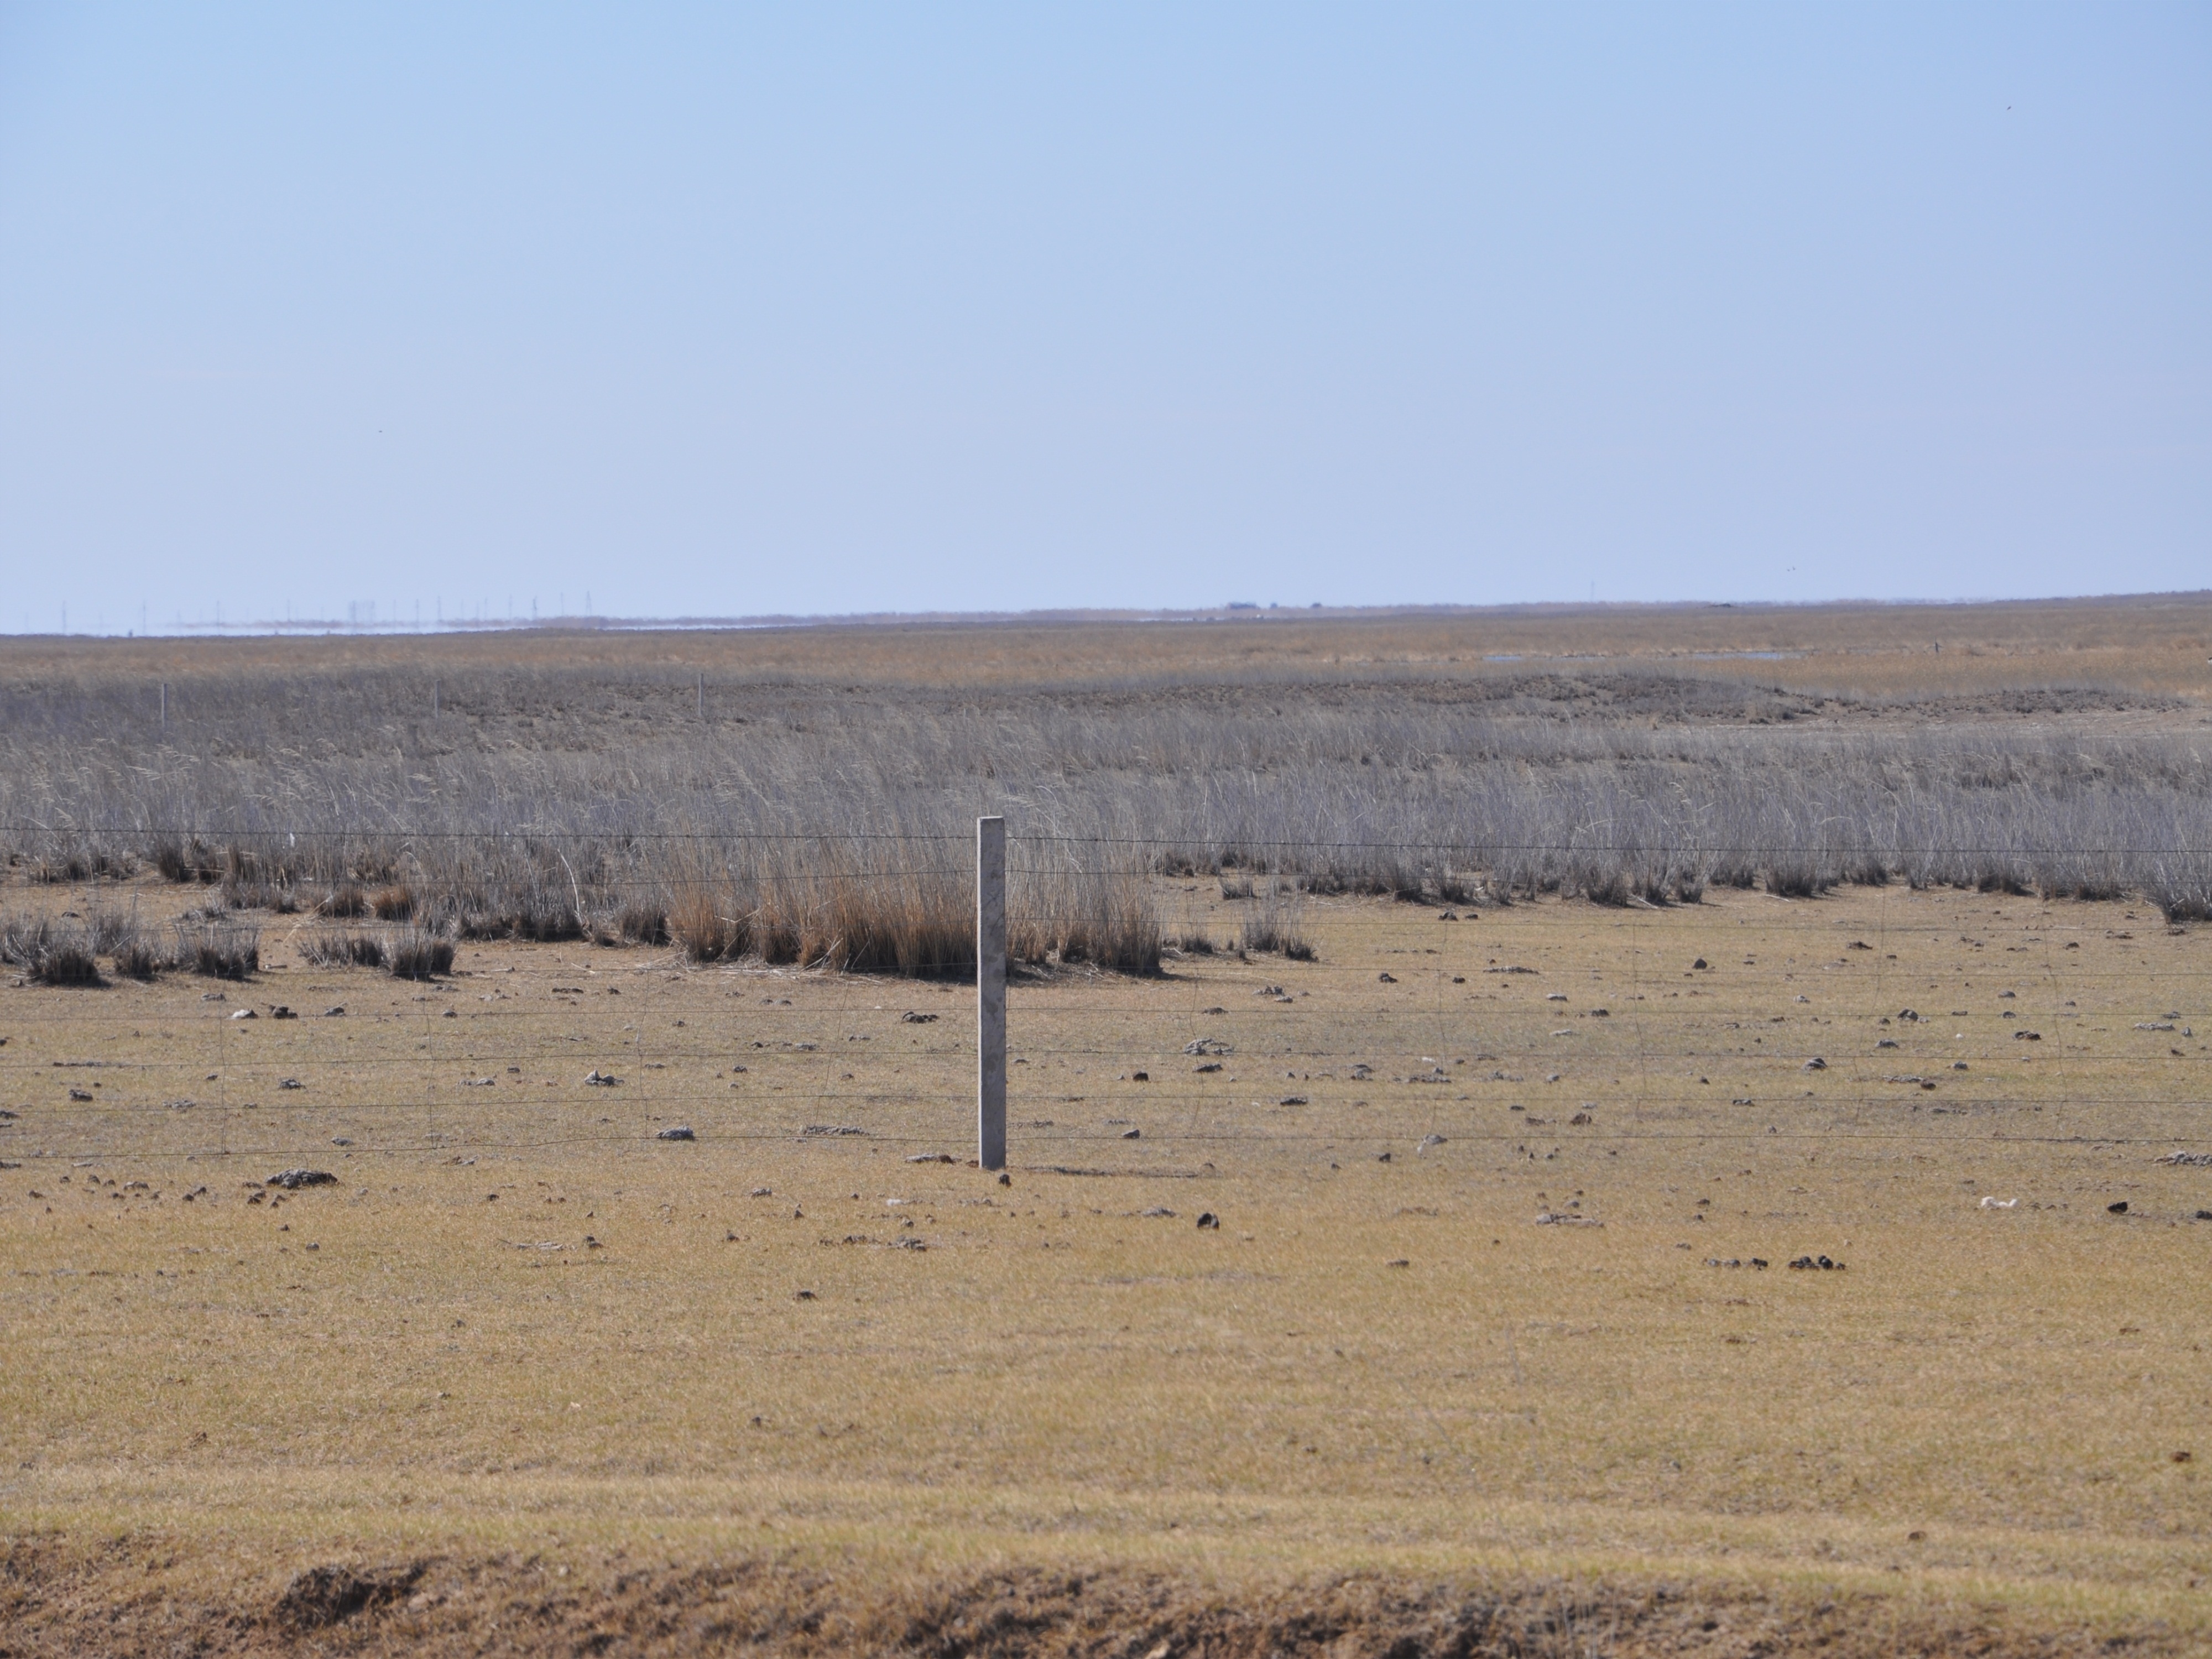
[{"left": 977, "top": 816, "right": 1006, "bottom": 1171}]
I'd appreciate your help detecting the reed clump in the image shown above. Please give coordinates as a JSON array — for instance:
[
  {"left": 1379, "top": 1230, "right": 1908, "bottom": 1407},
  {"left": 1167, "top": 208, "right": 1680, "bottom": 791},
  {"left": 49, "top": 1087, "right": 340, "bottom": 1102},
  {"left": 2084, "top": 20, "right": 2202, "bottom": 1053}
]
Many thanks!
[
  {"left": 171, "top": 920, "right": 259, "bottom": 980},
  {"left": 301, "top": 929, "right": 387, "bottom": 969},
  {"left": 1237, "top": 878, "right": 1312, "bottom": 961},
  {"left": 385, "top": 928, "right": 455, "bottom": 980},
  {"left": 0, "top": 915, "right": 104, "bottom": 985}
]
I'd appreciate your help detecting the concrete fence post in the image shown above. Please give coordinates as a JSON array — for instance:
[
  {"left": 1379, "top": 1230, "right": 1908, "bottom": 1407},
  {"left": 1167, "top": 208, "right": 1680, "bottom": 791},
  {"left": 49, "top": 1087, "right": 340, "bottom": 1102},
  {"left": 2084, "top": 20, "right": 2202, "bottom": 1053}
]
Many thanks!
[{"left": 977, "top": 815, "right": 1006, "bottom": 1171}]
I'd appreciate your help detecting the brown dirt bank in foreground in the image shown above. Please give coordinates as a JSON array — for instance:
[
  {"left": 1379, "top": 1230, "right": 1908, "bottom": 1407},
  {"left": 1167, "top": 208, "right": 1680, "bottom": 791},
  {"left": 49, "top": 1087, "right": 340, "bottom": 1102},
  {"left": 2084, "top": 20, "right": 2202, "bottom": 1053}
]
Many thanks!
[{"left": 2, "top": 1540, "right": 2189, "bottom": 1658}]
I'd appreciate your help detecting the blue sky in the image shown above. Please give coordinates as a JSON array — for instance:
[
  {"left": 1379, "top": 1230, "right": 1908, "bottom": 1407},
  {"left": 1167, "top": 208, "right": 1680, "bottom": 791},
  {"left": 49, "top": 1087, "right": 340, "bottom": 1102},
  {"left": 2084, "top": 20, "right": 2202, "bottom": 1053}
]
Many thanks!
[{"left": 1, "top": 4, "right": 2205, "bottom": 630}]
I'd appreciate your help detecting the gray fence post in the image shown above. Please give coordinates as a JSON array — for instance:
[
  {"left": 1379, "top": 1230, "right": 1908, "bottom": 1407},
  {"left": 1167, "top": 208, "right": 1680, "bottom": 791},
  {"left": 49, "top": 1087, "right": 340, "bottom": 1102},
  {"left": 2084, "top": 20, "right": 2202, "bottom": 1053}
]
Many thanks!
[{"left": 977, "top": 815, "right": 1006, "bottom": 1171}]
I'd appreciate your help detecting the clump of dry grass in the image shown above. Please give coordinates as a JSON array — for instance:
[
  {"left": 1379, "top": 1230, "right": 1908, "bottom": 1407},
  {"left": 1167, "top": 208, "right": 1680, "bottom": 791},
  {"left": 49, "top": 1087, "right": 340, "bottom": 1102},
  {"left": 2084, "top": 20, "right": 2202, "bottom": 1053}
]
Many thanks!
[
  {"left": 667, "top": 884, "right": 747, "bottom": 962},
  {"left": 89, "top": 909, "right": 164, "bottom": 979},
  {"left": 302, "top": 924, "right": 455, "bottom": 978},
  {"left": 0, "top": 914, "right": 103, "bottom": 984},
  {"left": 322, "top": 882, "right": 369, "bottom": 917},
  {"left": 112, "top": 934, "right": 165, "bottom": 979},
  {"left": 1238, "top": 878, "right": 1312, "bottom": 960},
  {"left": 300, "top": 929, "right": 387, "bottom": 969},
  {"left": 384, "top": 927, "right": 454, "bottom": 979},
  {"left": 609, "top": 901, "right": 667, "bottom": 946},
  {"left": 171, "top": 919, "right": 259, "bottom": 979}
]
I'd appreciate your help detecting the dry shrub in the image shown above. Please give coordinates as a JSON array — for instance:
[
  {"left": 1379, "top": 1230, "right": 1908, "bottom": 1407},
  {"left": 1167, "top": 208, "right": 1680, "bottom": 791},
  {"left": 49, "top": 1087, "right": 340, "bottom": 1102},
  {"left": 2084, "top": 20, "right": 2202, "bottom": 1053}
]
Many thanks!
[
  {"left": 385, "top": 927, "right": 454, "bottom": 980},
  {"left": 113, "top": 934, "right": 166, "bottom": 980},
  {"left": 2143, "top": 852, "right": 2212, "bottom": 922},
  {"left": 1, "top": 916, "right": 104, "bottom": 985},
  {"left": 151, "top": 838, "right": 232, "bottom": 884},
  {"left": 222, "top": 874, "right": 299, "bottom": 912},
  {"left": 1763, "top": 857, "right": 1828, "bottom": 899},
  {"left": 1237, "top": 879, "right": 1309, "bottom": 961},
  {"left": 301, "top": 930, "right": 386, "bottom": 969},
  {"left": 1582, "top": 869, "right": 1632, "bottom": 907},
  {"left": 667, "top": 872, "right": 748, "bottom": 962},
  {"left": 173, "top": 920, "right": 259, "bottom": 979},
  {"left": 33, "top": 938, "right": 102, "bottom": 984},
  {"left": 612, "top": 902, "right": 668, "bottom": 946},
  {"left": 651, "top": 841, "right": 1158, "bottom": 978},
  {"left": 1014, "top": 853, "right": 1161, "bottom": 974},
  {"left": 795, "top": 848, "right": 972, "bottom": 975},
  {"left": 86, "top": 909, "right": 139, "bottom": 953},
  {"left": 1434, "top": 868, "right": 1481, "bottom": 905},
  {"left": 88, "top": 909, "right": 164, "bottom": 978},
  {"left": 370, "top": 884, "right": 414, "bottom": 921},
  {"left": 323, "top": 883, "right": 369, "bottom": 917}
]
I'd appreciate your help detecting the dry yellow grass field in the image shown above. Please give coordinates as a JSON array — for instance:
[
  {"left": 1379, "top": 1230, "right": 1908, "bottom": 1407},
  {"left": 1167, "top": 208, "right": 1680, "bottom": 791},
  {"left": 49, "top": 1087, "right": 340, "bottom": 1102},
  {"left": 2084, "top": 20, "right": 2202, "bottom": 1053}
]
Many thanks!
[
  {"left": 3, "top": 869, "right": 2207, "bottom": 1653},
  {"left": 7, "top": 589, "right": 2210, "bottom": 701}
]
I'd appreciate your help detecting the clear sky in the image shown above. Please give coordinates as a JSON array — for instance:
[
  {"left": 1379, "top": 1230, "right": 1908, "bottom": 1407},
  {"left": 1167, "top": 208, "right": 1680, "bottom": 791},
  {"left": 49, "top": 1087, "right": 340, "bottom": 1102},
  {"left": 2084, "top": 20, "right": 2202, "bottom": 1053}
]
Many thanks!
[{"left": 1, "top": 5, "right": 2205, "bottom": 630}]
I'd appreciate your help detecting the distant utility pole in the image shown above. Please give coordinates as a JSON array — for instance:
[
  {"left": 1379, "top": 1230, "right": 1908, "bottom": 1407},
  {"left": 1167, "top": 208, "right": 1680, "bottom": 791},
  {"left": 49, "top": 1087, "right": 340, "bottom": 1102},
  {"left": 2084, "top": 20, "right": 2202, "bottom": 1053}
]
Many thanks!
[{"left": 977, "top": 816, "right": 1007, "bottom": 1171}]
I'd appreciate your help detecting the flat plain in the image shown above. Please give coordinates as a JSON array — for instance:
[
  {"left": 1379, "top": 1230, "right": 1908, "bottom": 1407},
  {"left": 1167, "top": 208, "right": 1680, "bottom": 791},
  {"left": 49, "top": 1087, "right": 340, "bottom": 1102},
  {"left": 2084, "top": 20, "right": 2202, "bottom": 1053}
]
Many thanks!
[
  {"left": 4, "top": 874, "right": 2209, "bottom": 1653},
  {"left": 2, "top": 600, "right": 2209, "bottom": 1655}
]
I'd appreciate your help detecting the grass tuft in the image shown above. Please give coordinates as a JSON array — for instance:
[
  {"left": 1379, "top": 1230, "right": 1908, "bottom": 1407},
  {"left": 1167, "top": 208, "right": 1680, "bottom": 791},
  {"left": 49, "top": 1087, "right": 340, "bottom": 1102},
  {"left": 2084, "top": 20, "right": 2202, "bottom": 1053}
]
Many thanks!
[
  {"left": 173, "top": 919, "right": 259, "bottom": 979},
  {"left": 301, "top": 929, "right": 387, "bottom": 969},
  {"left": 385, "top": 927, "right": 455, "bottom": 979}
]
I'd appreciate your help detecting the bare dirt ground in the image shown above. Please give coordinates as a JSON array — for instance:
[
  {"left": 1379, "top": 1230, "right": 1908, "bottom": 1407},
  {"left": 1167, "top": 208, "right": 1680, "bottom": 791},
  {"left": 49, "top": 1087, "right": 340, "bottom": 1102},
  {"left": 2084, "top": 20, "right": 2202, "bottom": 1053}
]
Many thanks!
[{"left": 3, "top": 874, "right": 2206, "bottom": 1654}]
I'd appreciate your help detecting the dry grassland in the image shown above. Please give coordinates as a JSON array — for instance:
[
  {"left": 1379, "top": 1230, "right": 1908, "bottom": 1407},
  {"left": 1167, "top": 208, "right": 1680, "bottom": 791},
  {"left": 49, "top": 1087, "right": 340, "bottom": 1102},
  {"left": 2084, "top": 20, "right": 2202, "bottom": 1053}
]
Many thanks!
[
  {"left": 11, "top": 590, "right": 2212, "bottom": 700},
  {"left": 3, "top": 874, "right": 2208, "bottom": 1653},
  {"left": 8, "top": 594, "right": 2212, "bottom": 944}
]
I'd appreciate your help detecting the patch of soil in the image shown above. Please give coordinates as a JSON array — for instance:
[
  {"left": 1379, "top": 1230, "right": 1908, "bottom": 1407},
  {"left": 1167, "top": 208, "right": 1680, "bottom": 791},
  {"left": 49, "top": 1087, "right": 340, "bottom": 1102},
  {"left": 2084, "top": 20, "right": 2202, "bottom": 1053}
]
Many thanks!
[{"left": 0, "top": 1537, "right": 2192, "bottom": 1658}]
